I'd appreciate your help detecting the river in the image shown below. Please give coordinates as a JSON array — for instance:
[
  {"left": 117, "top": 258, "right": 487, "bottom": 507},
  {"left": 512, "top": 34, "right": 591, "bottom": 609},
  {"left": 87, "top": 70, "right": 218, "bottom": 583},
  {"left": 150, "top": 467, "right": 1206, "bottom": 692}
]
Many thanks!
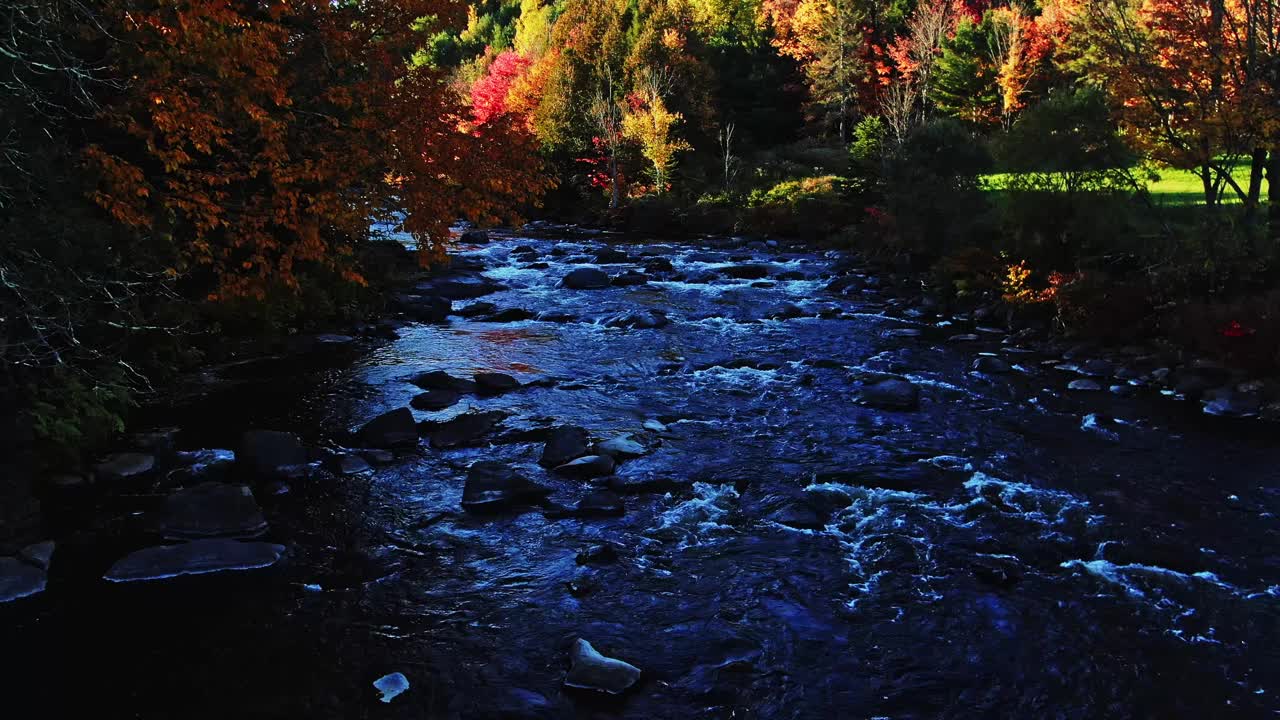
[{"left": 6, "top": 227, "right": 1278, "bottom": 718}]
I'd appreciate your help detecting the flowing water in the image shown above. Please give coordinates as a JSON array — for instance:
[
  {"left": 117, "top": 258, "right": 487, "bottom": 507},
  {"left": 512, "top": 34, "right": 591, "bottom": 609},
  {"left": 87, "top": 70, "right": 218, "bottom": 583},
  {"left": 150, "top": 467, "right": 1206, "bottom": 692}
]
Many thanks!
[{"left": 7, "top": 229, "right": 1279, "bottom": 719}]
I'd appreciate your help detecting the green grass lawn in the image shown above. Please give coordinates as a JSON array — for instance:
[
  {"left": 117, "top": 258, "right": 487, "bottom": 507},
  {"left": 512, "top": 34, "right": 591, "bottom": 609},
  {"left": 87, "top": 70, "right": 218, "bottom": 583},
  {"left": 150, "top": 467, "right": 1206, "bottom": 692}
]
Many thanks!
[{"left": 984, "top": 160, "right": 1268, "bottom": 208}]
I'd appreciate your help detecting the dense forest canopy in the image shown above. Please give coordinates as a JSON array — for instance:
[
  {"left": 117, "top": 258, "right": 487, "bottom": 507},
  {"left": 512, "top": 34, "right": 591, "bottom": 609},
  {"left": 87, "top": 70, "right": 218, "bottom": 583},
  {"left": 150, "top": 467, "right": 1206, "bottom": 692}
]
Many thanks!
[{"left": 2, "top": 0, "right": 1279, "bottom": 462}]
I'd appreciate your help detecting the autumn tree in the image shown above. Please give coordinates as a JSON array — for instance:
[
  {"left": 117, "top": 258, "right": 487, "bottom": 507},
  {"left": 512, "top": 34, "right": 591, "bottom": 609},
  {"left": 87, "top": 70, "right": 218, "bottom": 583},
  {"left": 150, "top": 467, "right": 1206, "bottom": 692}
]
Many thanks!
[{"left": 622, "top": 72, "right": 693, "bottom": 193}]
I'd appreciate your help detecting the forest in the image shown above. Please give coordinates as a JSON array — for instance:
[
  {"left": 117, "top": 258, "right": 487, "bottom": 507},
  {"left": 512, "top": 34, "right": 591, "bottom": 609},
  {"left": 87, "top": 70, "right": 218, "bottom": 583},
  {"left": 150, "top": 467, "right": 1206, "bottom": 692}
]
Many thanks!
[{"left": 3, "top": 0, "right": 1278, "bottom": 463}]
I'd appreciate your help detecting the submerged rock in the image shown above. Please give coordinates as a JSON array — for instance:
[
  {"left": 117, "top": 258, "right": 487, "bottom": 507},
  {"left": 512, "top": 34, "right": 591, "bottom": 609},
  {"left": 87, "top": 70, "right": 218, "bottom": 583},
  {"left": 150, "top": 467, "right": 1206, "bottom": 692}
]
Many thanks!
[
  {"left": 456, "top": 301, "right": 497, "bottom": 318},
  {"left": 479, "top": 308, "right": 537, "bottom": 323},
  {"left": 593, "top": 434, "right": 650, "bottom": 459},
  {"left": 425, "top": 411, "right": 507, "bottom": 448},
  {"left": 239, "top": 430, "right": 307, "bottom": 478},
  {"left": 603, "top": 309, "right": 668, "bottom": 330},
  {"left": 409, "top": 370, "right": 478, "bottom": 394},
  {"left": 611, "top": 271, "right": 650, "bottom": 287},
  {"left": 356, "top": 407, "right": 419, "bottom": 448},
  {"left": 104, "top": 539, "right": 285, "bottom": 583},
  {"left": 565, "top": 639, "right": 641, "bottom": 695},
  {"left": 575, "top": 490, "right": 625, "bottom": 517},
  {"left": 0, "top": 556, "right": 47, "bottom": 603},
  {"left": 768, "top": 501, "right": 825, "bottom": 530},
  {"left": 540, "top": 426, "right": 591, "bottom": 468},
  {"left": 392, "top": 294, "right": 451, "bottom": 323},
  {"left": 721, "top": 264, "right": 770, "bottom": 279},
  {"left": 159, "top": 482, "right": 268, "bottom": 539},
  {"left": 95, "top": 452, "right": 156, "bottom": 483},
  {"left": 560, "top": 267, "right": 611, "bottom": 290},
  {"left": 461, "top": 461, "right": 550, "bottom": 513},
  {"left": 858, "top": 378, "right": 920, "bottom": 410},
  {"left": 410, "top": 388, "right": 461, "bottom": 411},
  {"left": 459, "top": 229, "right": 489, "bottom": 244},
  {"left": 554, "top": 454, "right": 616, "bottom": 479},
  {"left": 332, "top": 453, "right": 373, "bottom": 475},
  {"left": 474, "top": 372, "right": 521, "bottom": 395},
  {"left": 1202, "top": 388, "right": 1261, "bottom": 417},
  {"left": 973, "top": 356, "right": 1012, "bottom": 374},
  {"left": 1067, "top": 379, "right": 1102, "bottom": 392}
]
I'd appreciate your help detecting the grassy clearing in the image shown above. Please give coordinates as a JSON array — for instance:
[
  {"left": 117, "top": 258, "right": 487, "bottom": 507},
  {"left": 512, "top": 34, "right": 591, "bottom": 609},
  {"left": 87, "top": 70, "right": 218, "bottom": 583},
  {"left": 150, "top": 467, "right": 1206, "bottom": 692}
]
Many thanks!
[{"left": 983, "top": 161, "right": 1268, "bottom": 207}]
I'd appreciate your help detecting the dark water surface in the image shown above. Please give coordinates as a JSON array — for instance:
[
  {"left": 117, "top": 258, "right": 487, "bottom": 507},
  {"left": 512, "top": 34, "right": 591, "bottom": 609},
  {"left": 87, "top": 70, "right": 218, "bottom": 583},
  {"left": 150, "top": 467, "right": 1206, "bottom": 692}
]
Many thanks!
[{"left": 7, "top": 230, "right": 1279, "bottom": 719}]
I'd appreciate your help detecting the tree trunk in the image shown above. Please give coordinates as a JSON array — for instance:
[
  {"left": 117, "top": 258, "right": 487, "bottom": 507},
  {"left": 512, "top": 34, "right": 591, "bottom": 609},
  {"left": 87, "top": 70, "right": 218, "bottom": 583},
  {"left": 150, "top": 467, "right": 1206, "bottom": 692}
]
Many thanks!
[
  {"left": 608, "top": 152, "right": 619, "bottom": 210},
  {"left": 1245, "top": 147, "right": 1266, "bottom": 218},
  {"left": 1201, "top": 160, "right": 1218, "bottom": 207},
  {"left": 1268, "top": 148, "right": 1280, "bottom": 242}
]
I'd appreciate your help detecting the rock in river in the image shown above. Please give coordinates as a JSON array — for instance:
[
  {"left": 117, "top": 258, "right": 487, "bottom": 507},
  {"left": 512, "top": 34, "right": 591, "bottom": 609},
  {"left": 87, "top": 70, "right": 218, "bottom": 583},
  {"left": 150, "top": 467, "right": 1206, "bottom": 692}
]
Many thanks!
[
  {"left": 0, "top": 553, "right": 48, "bottom": 604},
  {"left": 410, "top": 388, "right": 461, "bottom": 411},
  {"left": 858, "top": 378, "right": 920, "bottom": 410},
  {"left": 461, "top": 461, "right": 551, "bottom": 513},
  {"left": 357, "top": 407, "right": 419, "bottom": 448},
  {"left": 560, "top": 267, "right": 611, "bottom": 290},
  {"left": 240, "top": 430, "right": 307, "bottom": 478},
  {"left": 576, "top": 490, "right": 625, "bottom": 517},
  {"left": 540, "top": 426, "right": 591, "bottom": 468},
  {"left": 160, "top": 482, "right": 268, "bottom": 539},
  {"left": 104, "top": 539, "right": 286, "bottom": 583},
  {"left": 95, "top": 452, "right": 155, "bottom": 483},
  {"left": 565, "top": 638, "right": 641, "bottom": 695},
  {"left": 603, "top": 309, "right": 668, "bottom": 329},
  {"left": 554, "top": 454, "right": 616, "bottom": 479},
  {"left": 594, "top": 434, "right": 650, "bottom": 459},
  {"left": 1068, "top": 379, "right": 1102, "bottom": 392},
  {"left": 409, "top": 370, "right": 478, "bottom": 394},
  {"left": 721, "top": 264, "right": 771, "bottom": 280},
  {"left": 973, "top": 356, "right": 1012, "bottom": 374},
  {"left": 474, "top": 372, "right": 521, "bottom": 395},
  {"left": 424, "top": 411, "right": 508, "bottom": 449}
]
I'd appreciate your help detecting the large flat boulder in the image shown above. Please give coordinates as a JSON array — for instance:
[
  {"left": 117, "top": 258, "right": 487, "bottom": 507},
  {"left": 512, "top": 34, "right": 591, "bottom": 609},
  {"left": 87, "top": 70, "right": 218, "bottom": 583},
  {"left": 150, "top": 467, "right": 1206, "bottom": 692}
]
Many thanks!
[
  {"left": 0, "top": 557, "right": 46, "bottom": 604},
  {"left": 104, "top": 539, "right": 286, "bottom": 583},
  {"left": 159, "top": 482, "right": 268, "bottom": 539},
  {"left": 560, "top": 268, "right": 610, "bottom": 290}
]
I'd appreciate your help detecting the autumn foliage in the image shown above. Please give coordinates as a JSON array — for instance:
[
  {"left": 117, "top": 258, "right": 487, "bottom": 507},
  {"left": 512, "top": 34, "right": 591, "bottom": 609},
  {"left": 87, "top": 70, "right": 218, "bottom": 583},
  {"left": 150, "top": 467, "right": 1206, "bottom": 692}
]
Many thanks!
[{"left": 84, "top": 0, "right": 549, "bottom": 300}]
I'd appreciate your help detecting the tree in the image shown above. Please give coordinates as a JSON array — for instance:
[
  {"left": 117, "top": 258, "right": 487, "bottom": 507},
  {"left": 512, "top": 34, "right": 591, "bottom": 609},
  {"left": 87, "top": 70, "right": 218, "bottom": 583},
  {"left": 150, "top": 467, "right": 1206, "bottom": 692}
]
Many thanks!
[
  {"left": 932, "top": 13, "right": 1003, "bottom": 126},
  {"left": 622, "top": 73, "right": 692, "bottom": 193},
  {"left": 1069, "top": 0, "right": 1277, "bottom": 212},
  {"left": 766, "top": 0, "right": 867, "bottom": 140}
]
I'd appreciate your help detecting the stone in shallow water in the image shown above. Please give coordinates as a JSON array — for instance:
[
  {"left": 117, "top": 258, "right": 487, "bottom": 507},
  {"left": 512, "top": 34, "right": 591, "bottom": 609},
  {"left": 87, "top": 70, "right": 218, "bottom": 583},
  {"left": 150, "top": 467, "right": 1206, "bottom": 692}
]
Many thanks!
[
  {"left": 858, "top": 378, "right": 919, "bottom": 410},
  {"left": 19, "top": 541, "right": 55, "bottom": 570},
  {"left": 474, "top": 372, "right": 521, "bottom": 395},
  {"left": 0, "top": 557, "right": 46, "bottom": 603},
  {"left": 408, "top": 370, "right": 478, "bottom": 393},
  {"left": 356, "top": 407, "right": 419, "bottom": 448},
  {"left": 160, "top": 482, "right": 268, "bottom": 539},
  {"left": 554, "top": 454, "right": 616, "bottom": 479},
  {"left": 560, "top": 267, "right": 610, "bottom": 289},
  {"left": 768, "top": 501, "right": 824, "bottom": 530},
  {"left": 461, "top": 461, "right": 550, "bottom": 513},
  {"left": 1067, "top": 379, "right": 1102, "bottom": 392},
  {"left": 240, "top": 430, "right": 307, "bottom": 477},
  {"left": 1202, "top": 388, "right": 1261, "bottom": 417},
  {"left": 565, "top": 639, "right": 641, "bottom": 695},
  {"left": 540, "top": 426, "right": 591, "bottom": 468},
  {"left": 410, "top": 388, "right": 460, "bottom": 411},
  {"left": 372, "top": 672, "right": 410, "bottom": 703},
  {"left": 973, "top": 356, "right": 1012, "bottom": 374},
  {"left": 603, "top": 309, "right": 668, "bottom": 329},
  {"left": 425, "top": 411, "right": 507, "bottom": 449},
  {"left": 104, "top": 539, "right": 285, "bottom": 583},
  {"left": 593, "top": 434, "right": 649, "bottom": 459},
  {"left": 95, "top": 452, "right": 155, "bottom": 482},
  {"left": 333, "top": 454, "right": 373, "bottom": 475},
  {"left": 576, "top": 490, "right": 625, "bottom": 517}
]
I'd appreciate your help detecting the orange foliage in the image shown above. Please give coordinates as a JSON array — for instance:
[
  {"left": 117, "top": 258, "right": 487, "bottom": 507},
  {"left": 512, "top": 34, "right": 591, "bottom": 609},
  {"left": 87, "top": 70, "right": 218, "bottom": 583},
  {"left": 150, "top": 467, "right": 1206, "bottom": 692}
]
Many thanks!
[{"left": 85, "top": 0, "right": 550, "bottom": 300}]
